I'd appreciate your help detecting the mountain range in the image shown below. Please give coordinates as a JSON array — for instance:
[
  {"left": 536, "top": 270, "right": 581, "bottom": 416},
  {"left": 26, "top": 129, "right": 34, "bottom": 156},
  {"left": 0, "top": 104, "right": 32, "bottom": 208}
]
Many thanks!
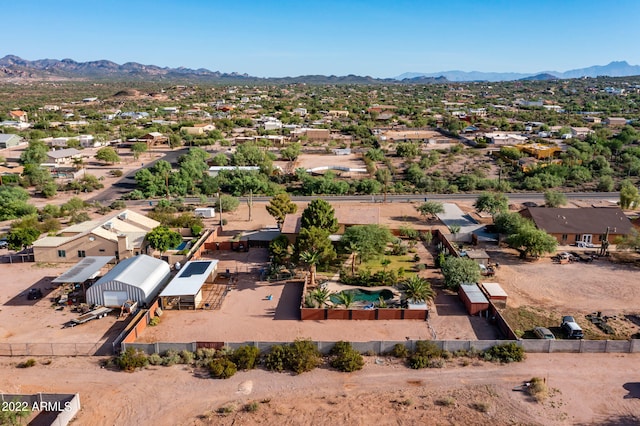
[
  {"left": 1, "top": 55, "right": 639, "bottom": 83},
  {"left": 395, "top": 61, "right": 640, "bottom": 82}
]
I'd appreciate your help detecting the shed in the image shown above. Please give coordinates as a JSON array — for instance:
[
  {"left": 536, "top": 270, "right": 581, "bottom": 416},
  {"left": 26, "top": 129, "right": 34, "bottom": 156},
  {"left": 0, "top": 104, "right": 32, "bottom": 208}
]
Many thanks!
[
  {"left": 458, "top": 283, "right": 489, "bottom": 316},
  {"left": 465, "top": 250, "right": 490, "bottom": 266},
  {"left": 159, "top": 260, "right": 218, "bottom": 310},
  {"left": 481, "top": 282, "right": 508, "bottom": 308},
  {"left": 86, "top": 255, "right": 170, "bottom": 307}
]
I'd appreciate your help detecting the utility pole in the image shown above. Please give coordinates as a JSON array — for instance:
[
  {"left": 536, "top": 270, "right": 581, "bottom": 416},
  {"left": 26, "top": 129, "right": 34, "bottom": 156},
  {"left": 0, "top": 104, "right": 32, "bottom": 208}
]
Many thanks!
[
  {"left": 247, "top": 189, "right": 253, "bottom": 222},
  {"left": 217, "top": 192, "right": 223, "bottom": 228}
]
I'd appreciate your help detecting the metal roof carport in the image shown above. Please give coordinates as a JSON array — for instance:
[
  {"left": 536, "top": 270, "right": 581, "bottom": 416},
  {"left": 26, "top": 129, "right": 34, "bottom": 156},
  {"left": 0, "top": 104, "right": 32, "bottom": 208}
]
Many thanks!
[
  {"left": 159, "top": 260, "right": 219, "bottom": 310},
  {"left": 52, "top": 256, "right": 114, "bottom": 284}
]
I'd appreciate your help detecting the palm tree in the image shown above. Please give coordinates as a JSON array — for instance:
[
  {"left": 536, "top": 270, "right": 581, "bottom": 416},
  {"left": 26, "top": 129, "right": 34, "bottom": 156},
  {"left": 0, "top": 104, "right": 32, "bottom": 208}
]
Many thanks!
[
  {"left": 300, "top": 249, "right": 321, "bottom": 288},
  {"left": 402, "top": 276, "right": 435, "bottom": 305},
  {"left": 335, "top": 291, "right": 355, "bottom": 309},
  {"left": 344, "top": 241, "right": 360, "bottom": 276},
  {"left": 380, "top": 257, "right": 391, "bottom": 272},
  {"left": 310, "top": 287, "right": 332, "bottom": 308}
]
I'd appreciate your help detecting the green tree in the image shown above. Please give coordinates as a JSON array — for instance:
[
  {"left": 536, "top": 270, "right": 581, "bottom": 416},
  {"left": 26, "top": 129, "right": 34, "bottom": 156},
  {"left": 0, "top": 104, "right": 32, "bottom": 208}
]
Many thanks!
[
  {"left": 494, "top": 212, "right": 530, "bottom": 235},
  {"left": 300, "top": 199, "right": 338, "bottom": 233},
  {"left": 441, "top": 256, "right": 481, "bottom": 291},
  {"left": 0, "top": 186, "right": 36, "bottom": 221},
  {"left": 380, "top": 257, "right": 391, "bottom": 271},
  {"left": 269, "top": 235, "right": 292, "bottom": 266},
  {"left": 416, "top": 201, "right": 445, "bottom": 221},
  {"left": 216, "top": 194, "right": 240, "bottom": 212},
  {"left": 146, "top": 226, "right": 183, "bottom": 256},
  {"left": 340, "top": 224, "right": 392, "bottom": 262},
  {"left": 598, "top": 175, "right": 615, "bottom": 192},
  {"left": 20, "top": 140, "right": 48, "bottom": 165},
  {"left": 615, "top": 229, "right": 640, "bottom": 251},
  {"left": 396, "top": 142, "right": 420, "bottom": 158},
  {"left": 211, "top": 153, "right": 229, "bottom": 166},
  {"left": 506, "top": 226, "right": 557, "bottom": 259},
  {"left": 620, "top": 180, "right": 640, "bottom": 210},
  {"left": 131, "top": 142, "right": 148, "bottom": 160},
  {"left": 95, "top": 147, "right": 121, "bottom": 164},
  {"left": 280, "top": 142, "right": 302, "bottom": 161},
  {"left": 7, "top": 227, "right": 41, "bottom": 250},
  {"left": 474, "top": 192, "right": 509, "bottom": 218},
  {"left": 401, "top": 275, "right": 435, "bottom": 304},
  {"left": 266, "top": 193, "right": 298, "bottom": 229},
  {"left": 543, "top": 190, "right": 567, "bottom": 208},
  {"left": 296, "top": 226, "right": 336, "bottom": 266}
]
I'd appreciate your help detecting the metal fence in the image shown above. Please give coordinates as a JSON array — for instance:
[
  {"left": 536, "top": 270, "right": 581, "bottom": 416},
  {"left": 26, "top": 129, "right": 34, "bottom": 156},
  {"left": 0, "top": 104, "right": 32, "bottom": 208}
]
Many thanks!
[{"left": 0, "top": 342, "right": 101, "bottom": 357}]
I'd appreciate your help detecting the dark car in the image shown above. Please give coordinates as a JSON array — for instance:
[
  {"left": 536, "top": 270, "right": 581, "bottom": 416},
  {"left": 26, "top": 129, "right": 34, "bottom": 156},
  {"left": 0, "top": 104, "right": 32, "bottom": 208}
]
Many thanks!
[{"left": 28, "top": 288, "right": 43, "bottom": 300}]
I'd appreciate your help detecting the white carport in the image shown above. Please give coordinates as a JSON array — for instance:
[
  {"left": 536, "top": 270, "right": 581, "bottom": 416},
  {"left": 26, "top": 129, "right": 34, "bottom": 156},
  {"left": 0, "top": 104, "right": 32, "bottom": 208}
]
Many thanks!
[
  {"left": 52, "top": 256, "right": 114, "bottom": 284},
  {"left": 159, "top": 260, "right": 218, "bottom": 310},
  {"left": 86, "top": 255, "right": 170, "bottom": 307}
]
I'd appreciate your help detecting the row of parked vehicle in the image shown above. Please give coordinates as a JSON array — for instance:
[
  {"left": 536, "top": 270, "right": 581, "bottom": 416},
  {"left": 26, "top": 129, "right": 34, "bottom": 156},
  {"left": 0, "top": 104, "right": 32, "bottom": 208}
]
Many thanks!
[{"left": 533, "top": 315, "right": 584, "bottom": 340}]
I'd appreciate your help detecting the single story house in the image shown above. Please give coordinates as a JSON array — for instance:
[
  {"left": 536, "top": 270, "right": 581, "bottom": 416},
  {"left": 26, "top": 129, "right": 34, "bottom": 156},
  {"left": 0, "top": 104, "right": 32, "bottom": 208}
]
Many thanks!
[
  {"left": 520, "top": 207, "right": 633, "bottom": 246},
  {"left": 46, "top": 148, "right": 82, "bottom": 165},
  {"left": 33, "top": 210, "right": 160, "bottom": 263},
  {"left": 87, "top": 255, "right": 170, "bottom": 308},
  {"left": 0, "top": 133, "right": 24, "bottom": 148},
  {"left": 139, "top": 132, "right": 169, "bottom": 147}
]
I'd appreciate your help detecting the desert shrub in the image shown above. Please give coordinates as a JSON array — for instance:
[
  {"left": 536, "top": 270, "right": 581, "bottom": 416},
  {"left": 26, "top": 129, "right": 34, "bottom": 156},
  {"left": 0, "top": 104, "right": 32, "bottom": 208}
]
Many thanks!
[
  {"left": 428, "top": 358, "right": 445, "bottom": 368},
  {"left": 232, "top": 345, "right": 260, "bottom": 370},
  {"left": 413, "top": 254, "right": 420, "bottom": 262},
  {"left": 482, "top": 342, "right": 525, "bottom": 363},
  {"left": 196, "top": 348, "right": 217, "bottom": 360},
  {"left": 420, "top": 231, "right": 433, "bottom": 244},
  {"left": 208, "top": 358, "right": 237, "bottom": 379},
  {"left": 244, "top": 401, "right": 260, "bottom": 413},
  {"left": 329, "top": 341, "right": 364, "bottom": 372},
  {"left": 527, "top": 377, "right": 549, "bottom": 402},
  {"left": 149, "top": 316, "right": 160, "bottom": 326},
  {"left": 263, "top": 345, "right": 287, "bottom": 372},
  {"left": 110, "top": 200, "right": 126, "bottom": 209},
  {"left": 399, "top": 226, "right": 419, "bottom": 240},
  {"left": 179, "top": 350, "right": 195, "bottom": 364},
  {"left": 116, "top": 348, "right": 148, "bottom": 372},
  {"left": 111, "top": 169, "right": 124, "bottom": 177},
  {"left": 435, "top": 397, "right": 456, "bottom": 407},
  {"left": 148, "top": 353, "right": 163, "bottom": 365},
  {"left": 97, "top": 206, "right": 112, "bottom": 215},
  {"left": 16, "top": 358, "right": 37, "bottom": 368},
  {"left": 217, "top": 404, "right": 235, "bottom": 414},
  {"left": 162, "top": 349, "right": 182, "bottom": 366},
  {"left": 390, "top": 343, "right": 409, "bottom": 358},
  {"left": 286, "top": 339, "right": 321, "bottom": 374},
  {"left": 408, "top": 341, "right": 444, "bottom": 369},
  {"left": 471, "top": 401, "right": 490, "bottom": 413}
]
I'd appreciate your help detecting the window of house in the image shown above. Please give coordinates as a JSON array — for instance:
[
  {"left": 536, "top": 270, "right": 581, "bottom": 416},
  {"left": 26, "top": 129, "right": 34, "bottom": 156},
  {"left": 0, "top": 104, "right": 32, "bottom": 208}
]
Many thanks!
[
  {"left": 57, "top": 250, "right": 66, "bottom": 258},
  {"left": 561, "top": 234, "right": 568, "bottom": 242},
  {"left": 99, "top": 249, "right": 105, "bottom": 253},
  {"left": 78, "top": 250, "right": 86, "bottom": 258}
]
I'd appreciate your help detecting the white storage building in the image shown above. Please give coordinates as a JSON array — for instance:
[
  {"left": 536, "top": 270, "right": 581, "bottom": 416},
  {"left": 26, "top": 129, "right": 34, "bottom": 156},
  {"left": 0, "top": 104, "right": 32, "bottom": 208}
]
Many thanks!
[
  {"left": 159, "top": 260, "right": 219, "bottom": 310},
  {"left": 87, "top": 255, "right": 171, "bottom": 307}
]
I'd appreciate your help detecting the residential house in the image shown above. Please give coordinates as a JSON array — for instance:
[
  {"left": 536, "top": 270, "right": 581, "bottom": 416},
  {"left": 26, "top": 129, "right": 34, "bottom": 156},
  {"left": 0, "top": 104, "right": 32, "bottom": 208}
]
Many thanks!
[
  {"left": 605, "top": 117, "right": 628, "bottom": 127},
  {"left": 520, "top": 207, "right": 633, "bottom": 246},
  {"left": 281, "top": 205, "right": 381, "bottom": 244},
  {"left": 484, "top": 132, "right": 528, "bottom": 146},
  {"left": 139, "top": 132, "right": 169, "bottom": 147},
  {"left": 46, "top": 148, "right": 82, "bottom": 165},
  {"left": 0, "top": 134, "right": 25, "bottom": 148},
  {"left": 291, "top": 128, "right": 330, "bottom": 142},
  {"left": 327, "top": 110, "right": 349, "bottom": 118},
  {"left": 292, "top": 107, "right": 307, "bottom": 116},
  {"left": 9, "top": 110, "right": 28, "bottom": 122},
  {"left": 194, "top": 123, "right": 216, "bottom": 132},
  {"left": 570, "top": 127, "right": 594, "bottom": 138},
  {"left": 181, "top": 126, "right": 205, "bottom": 136},
  {"left": 0, "top": 120, "right": 30, "bottom": 130},
  {"left": 33, "top": 210, "right": 160, "bottom": 263}
]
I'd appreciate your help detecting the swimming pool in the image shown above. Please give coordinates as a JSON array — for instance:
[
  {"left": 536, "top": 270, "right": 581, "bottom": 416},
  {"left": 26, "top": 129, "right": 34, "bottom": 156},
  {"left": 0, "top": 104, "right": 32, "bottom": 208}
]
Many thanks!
[
  {"left": 329, "top": 288, "right": 395, "bottom": 304},
  {"left": 173, "top": 241, "right": 189, "bottom": 251}
]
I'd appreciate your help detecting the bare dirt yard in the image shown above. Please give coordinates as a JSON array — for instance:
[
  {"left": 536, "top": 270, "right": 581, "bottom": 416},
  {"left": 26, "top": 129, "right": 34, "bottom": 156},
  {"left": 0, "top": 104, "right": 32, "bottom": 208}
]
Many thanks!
[
  {"left": 2, "top": 353, "right": 640, "bottom": 425},
  {"left": 293, "top": 153, "right": 367, "bottom": 173}
]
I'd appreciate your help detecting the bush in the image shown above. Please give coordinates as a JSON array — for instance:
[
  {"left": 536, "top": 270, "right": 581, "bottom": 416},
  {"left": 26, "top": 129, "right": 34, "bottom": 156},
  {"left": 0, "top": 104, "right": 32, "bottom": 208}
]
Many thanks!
[
  {"left": 527, "top": 377, "right": 549, "bottom": 402},
  {"left": 232, "top": 345, "right": 260, "bottom": 370},
  {"left": 116, "top": 348, "right": 148, "bottom": 372},
  {"left": 180, "top": 350, "right": 195, "bottom": 364},
  {"left": 471, "top": 401, "right": 490, "bottom": 413},
  {"left": 390, "top": 343, "right": 409, "bottom": 358},
  {"left": 110, "top": 200, "right": 127, "bottom": 209},
  {"left": 244, "top": 401, "right": 260, "bottom": 413},
  {"left": 407, "top": 341, "right": 444, "bottom": 369},
  {"left": 286, "top": 339, "right": 321, "bottom": 374},
  {"left": 149, "top": 316, "right": 160, "bottom": 326},
  {"left": 16, "top": 358, "right": 37, "bottom": 368},
  {"left": 263, "top": 345, "right": 288, "bottom": 372},
  {"left": 208, "top": 358, "right": 237, "bottom": 379},
  {"left": 482, "top": 343, "right": 525, "bottom": 363},
  {"left": 162, "top": 349, "right": 182, "bottom": 366},
  {"left": 148, "top": 353, "right": 163, "bottom": 365},
  {"left": 329, "top": 341, "right": 364, "bottom": 372},
  {"left": 399, "top": 226, "right": 419, "bottom": 240},
  {"left": 111, "top": 169, "right": 124, "bottom": 177}
]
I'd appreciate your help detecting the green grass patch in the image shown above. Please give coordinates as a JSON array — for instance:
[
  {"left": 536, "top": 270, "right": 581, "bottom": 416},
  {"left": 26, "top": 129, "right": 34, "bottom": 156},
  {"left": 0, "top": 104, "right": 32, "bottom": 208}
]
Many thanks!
[
  {"left": 500, "top": 306, "right": 558, "bottom": 338},
  {"left": 360, "top": 254, "right": 415, "bottom": 274}
]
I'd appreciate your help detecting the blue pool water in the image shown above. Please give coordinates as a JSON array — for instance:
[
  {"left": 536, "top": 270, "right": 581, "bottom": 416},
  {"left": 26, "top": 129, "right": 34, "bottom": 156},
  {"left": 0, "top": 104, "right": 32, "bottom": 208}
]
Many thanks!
[
  {"left": 330, "top": 288, "right": 395, "bottom": 304},
  {"left": 173, "top": 241, "right": 188, "bottom": 251}
]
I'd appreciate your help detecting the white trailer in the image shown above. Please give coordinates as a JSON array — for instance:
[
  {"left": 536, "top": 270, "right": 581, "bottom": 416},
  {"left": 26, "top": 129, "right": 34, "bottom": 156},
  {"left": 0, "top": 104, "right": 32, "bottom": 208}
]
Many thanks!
[{"left": 194, "top": 208, "right": 215, "bottom": 218}]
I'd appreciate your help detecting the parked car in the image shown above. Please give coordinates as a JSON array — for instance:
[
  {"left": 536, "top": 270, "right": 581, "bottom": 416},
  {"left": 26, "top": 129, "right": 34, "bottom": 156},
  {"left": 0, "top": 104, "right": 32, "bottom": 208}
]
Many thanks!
[
  {"left": 0, "top": 240, "right": 8, "bottom": 249},
  {"left": 533, "top": 326, "right": 555, "bottom": 340},
  {"left": 27, "top": 288, "right": 43, "bottom": 300},
  {"left": 561, "top": 316, "right": 584, "bottom": 339}
]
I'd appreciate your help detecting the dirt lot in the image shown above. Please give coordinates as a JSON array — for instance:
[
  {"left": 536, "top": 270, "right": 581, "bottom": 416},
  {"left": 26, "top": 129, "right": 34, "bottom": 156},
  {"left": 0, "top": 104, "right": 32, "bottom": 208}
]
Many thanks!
[
  {"left": 2, "top": 353, "right": 640, "bottom": 425},
  {"left": 293, "top": 153, "right": 367, "bottom": 173}
]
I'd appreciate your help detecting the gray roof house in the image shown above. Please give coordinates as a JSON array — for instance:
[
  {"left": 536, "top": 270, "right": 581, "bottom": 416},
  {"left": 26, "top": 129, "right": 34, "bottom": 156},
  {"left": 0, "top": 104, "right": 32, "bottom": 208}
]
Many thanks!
[{"left": 0, "top": 134, "right": 25, "bottom": 148}]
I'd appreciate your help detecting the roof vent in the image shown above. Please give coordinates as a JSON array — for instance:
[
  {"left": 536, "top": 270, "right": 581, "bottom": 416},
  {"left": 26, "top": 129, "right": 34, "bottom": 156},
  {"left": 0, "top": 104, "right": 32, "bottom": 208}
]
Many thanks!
[
  {"left": 118, "top": 212, "right": 128, "bottom": 220},
  {"left": 102, "top": 222, "right": 113, "bottom": 230}
]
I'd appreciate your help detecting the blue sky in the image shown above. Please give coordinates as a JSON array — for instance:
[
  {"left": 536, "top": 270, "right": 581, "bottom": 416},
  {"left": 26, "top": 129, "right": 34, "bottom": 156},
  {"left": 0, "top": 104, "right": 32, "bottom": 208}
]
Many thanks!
[{"left": 11, "top": 0, "right": 640, "bottom": 78}]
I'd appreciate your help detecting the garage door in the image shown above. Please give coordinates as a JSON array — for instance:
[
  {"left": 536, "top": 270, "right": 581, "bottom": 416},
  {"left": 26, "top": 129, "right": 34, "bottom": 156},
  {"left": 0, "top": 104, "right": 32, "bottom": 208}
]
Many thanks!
[{"left": 103, "top": 291, "right": 129, "bottom": 307}]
